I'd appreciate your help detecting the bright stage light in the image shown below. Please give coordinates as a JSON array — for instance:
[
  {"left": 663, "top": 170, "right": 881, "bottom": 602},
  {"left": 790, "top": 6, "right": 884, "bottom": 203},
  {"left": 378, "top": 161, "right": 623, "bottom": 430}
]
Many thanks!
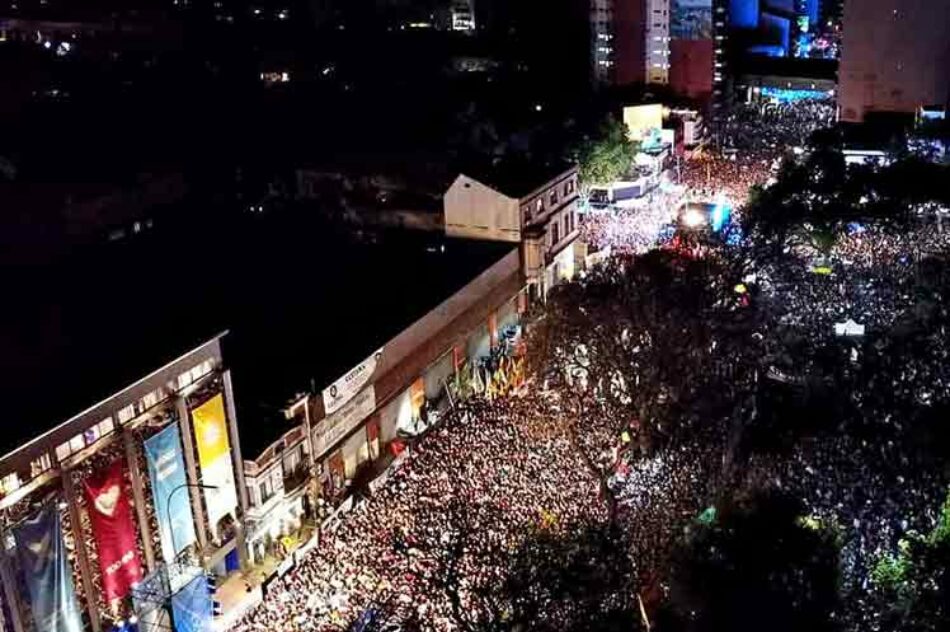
[{"left": 682, "top": 208, "right": 706, "bottom": 227}]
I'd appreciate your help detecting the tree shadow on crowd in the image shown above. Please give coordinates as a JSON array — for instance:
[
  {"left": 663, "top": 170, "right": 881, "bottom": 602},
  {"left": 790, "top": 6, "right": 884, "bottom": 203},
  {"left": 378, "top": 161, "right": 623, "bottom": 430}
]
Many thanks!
[
  {"left": 501, "top": 523, "right": 640, "bottom": 632},
  {"left": 657, "top": 490, "right": 841, "bottom": 632}
]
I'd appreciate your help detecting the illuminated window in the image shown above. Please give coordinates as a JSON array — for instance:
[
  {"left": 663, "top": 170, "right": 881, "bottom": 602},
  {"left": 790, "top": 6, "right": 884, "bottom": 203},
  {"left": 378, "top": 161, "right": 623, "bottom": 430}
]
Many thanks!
[
  {"left": 0, "top": 473, "right": 20, "bottom": 497},
  {"left": 177, "top": 370, "right": 193, "bottom": 390},
  {"left": 30, "top": 453, "right": 52, "bottom": 478},
  {"left": 118, "top": 404, "right": 135, "bottom": 424},
  {"left": 98, "top": 417, "right": 115, "bottom": 437},
  {"left": 549, "top": 190, "right": 558, "bottom": 206},
  {"left": 56, "top": 442, "right": 71, "bottom": 463},
  {"left": 190, "top": 362, "right": 210, "bottom": 383},
  {"left": 141, "top": 389, "right": 160, "bottom": 411},
  {"left": 69, "top": 433, "right": 85, "bottom": 453},
  {"left": 83, "top": 425, "right": 100, "bottom": 445}
]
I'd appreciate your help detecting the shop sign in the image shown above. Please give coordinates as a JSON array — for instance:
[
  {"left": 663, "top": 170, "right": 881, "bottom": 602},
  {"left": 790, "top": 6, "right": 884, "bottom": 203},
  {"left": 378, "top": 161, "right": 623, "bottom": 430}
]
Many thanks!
[
  {"left": 322, "top": 348, "right": 384, "bottom": 415},
  {"left": 313, "top": 386, "right": 376, "bottom": 458}
]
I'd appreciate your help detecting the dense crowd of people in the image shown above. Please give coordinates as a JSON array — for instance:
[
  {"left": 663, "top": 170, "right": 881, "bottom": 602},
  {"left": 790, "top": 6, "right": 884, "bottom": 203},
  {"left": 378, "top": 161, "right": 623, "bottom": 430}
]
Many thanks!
[
  {"left": 579, "top": 194, "right": 680, "bottom": 256},
  {"left": 681, "top": 99, "right": 835, "bottom": 206},
  {"left": 234, "top": 396, "right": 611, "bottom": 631},
  {"left": 748, "top": 220, "right": 950, "bottom": 596},
  {"left": 230, "top": 98, "right": 950, "bottom": 631}
]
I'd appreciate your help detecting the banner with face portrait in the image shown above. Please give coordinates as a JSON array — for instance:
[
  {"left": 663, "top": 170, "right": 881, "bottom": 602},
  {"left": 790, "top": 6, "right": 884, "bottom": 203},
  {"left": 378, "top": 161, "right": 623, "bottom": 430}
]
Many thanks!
[
  {"left": 83, "top": 460, "right": 144, "bottom": 603},
  {"left": 13, "top": 504, "right": 83, "bottom": 632},
  {"left": 144, "top": 423, "right": 197, "bottom": 561},
  {"left": 191, "top": 394, "right": 238, "bottom": 539}
]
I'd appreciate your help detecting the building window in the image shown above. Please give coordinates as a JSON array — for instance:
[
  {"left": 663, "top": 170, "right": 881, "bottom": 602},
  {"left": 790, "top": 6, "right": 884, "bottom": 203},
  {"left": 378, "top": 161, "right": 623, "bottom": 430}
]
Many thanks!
[
  {"left": 141, "top": 389, "right": 161, "bottom": 411},
  {"left": 98, "top": 417, "right": 115, "bottom": 437},
  {"left": 83, "top": 425, "right": 100, "bottom": 445},
  {"left": 191, "top": 360, "right": 213, "bottom": 384},
  {"left": 0, "top": 473, "right": 20, "bottom": 497},
  {"left": 69, "top": 433, "right": 86, "bottom": 454},
  {"left": 177, "top": 370, "right": 193, "bottom": 391},
  {"left": 30, "top": 453, "right": 52, "bottom": 479},
  {"left": 549, "top": 190, "right": 558, "bottom": 206},
  {"left": 118, "top": 404, "right": 136, "bottom": 425},
  {"left": 260, "top": 480, "right": 275, "bottom": 504},
  {"left": 56, "top": 442, "right": 72, "bottom": 463},
  {"left": 552, "top": 222, "right": 560, "bottom": 245},
  {"left": 535, "top": 199, "right": 544, "bottom": 214}
]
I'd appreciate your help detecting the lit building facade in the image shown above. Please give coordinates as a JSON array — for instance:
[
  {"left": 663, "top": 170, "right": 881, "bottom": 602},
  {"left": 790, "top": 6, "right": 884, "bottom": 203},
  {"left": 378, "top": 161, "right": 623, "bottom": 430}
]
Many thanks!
[
  {"left": 645, "top": 0, "right": 671, "bottom": 84},
  {"left": 0, "top": 337, "right": 246, "bottom": 632},
  {"left": 591, "top": 0, "right": 616, "bottom": 83},
  {"left": 444, "top": 165, "right": 581, "bottom": 300}
]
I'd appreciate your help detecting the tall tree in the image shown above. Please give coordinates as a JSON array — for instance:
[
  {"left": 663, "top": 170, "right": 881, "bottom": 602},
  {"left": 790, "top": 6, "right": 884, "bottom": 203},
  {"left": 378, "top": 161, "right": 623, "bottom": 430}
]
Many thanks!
[{"left": 575, "top": 116, "right": 637, "bottom": 189}]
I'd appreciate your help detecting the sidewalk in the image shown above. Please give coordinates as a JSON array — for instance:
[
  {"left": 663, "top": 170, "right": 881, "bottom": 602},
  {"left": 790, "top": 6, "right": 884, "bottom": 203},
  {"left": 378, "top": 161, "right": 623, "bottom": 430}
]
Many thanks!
[{"left": 214, "top": 526, "right": 318, "bottom": 630}]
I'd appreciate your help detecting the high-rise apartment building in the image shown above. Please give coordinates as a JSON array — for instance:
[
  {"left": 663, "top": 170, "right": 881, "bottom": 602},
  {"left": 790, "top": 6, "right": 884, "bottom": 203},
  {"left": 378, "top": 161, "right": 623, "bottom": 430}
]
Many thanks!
[
  {"left": 612, "top": 0, "right": 666, "bottom": 86},
  {"left": 591, "top": 0, "right": 616, "bottom": 83},
  {"left": 838, "top": 0, "right": 950, "bottom": 122},
  {"left": 606, "top": 0, "right": 716, "bottom": 98},
  {"left": 451, "top": 0, "right": 476, "bottom": 31},
  {"left": 644, "top": 0, "right": 671, "bottom": 84}
]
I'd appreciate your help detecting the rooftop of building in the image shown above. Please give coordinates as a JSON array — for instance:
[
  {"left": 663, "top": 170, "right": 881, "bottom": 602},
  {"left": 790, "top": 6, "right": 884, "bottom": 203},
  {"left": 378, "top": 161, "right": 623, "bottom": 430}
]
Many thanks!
[
  {"left": 0, "top": 208, "right": 514, "bottom": 459},
  {"left": 458, "top": 157, "right": 577, "bottom": 200}
]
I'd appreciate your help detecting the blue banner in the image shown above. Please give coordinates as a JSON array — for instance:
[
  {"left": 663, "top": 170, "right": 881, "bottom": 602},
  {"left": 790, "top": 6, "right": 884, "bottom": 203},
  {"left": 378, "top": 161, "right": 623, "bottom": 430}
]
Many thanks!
[
  {"left": 13, "top": 504, "right": 83, "bottom": 632},
  {"left": 171, "top": 574, "right": 212, "bottom": 632},
  {"left": 145, "top": 424, "right": 197, "bottom": 561}
]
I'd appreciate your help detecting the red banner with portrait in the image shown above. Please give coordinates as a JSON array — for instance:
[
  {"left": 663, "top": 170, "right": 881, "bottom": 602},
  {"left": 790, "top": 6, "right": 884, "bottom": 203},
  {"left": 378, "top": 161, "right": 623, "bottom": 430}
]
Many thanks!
[{"left": 83, "top": 460, "right": 143, "bottom": 603}]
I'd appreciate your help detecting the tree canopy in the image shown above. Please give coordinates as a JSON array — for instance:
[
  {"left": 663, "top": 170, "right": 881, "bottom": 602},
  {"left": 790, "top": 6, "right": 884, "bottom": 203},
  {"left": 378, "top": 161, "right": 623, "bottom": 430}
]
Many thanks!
[{"left": 574, "top": 116, "right": 637, "bottom": 189}]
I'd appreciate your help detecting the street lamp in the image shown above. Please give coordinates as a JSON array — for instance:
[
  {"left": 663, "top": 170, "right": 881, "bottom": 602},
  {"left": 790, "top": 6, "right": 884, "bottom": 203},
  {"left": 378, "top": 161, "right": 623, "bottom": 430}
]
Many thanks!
[{"left": 166, "top": 483, "right": 217, "bottom": 561}]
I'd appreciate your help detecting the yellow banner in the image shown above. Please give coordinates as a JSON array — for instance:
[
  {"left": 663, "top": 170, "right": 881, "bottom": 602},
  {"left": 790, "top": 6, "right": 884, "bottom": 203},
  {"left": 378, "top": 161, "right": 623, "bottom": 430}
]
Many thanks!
[{"left": 192, "top": 394, "right": 230, "bottom": 468}]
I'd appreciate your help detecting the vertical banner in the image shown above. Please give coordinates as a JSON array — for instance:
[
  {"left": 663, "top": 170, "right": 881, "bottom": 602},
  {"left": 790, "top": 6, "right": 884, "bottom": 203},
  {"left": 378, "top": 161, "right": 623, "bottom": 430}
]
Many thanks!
[
  {"left": 144, "top": 424, "right": 197, "bottom": 561},
  {"left": 191, "top": 394, "right": 238, "bottom": 540},
  {"left": 84, "top": 460, "right": 144, "bottom": 603},
  {"left": 170, "top": 574, "right": 213, "bottom": 632},
  {"left": 12, "top": 504, "right": 83, "bottom": 632}
]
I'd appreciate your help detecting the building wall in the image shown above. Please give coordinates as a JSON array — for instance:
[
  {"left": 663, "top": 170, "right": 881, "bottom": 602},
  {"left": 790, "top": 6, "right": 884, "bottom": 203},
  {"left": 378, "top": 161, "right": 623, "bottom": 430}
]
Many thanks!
[
  {"left": 614, "top": 0, "right": 647, "bottom": 85},
  {"left": 443, "top": 175, "right": 521, "bottom": 242},
  {"left": 669, "top": 38, "right": 715, "bottom": 99},
  {"left": 838, "top": 0, "right": 950, "bottom": 122}
]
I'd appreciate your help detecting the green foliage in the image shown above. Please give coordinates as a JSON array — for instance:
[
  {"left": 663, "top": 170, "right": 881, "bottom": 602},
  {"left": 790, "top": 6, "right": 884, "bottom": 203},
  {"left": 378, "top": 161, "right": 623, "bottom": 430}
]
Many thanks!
[
  {"left": 742, "top": 134, "right": 950, "bottom": 248},
  {"left": 926, "top": 489, "right": 950, "bottom": 546},
  {"left": 665, "top": 492, "right": 840, "bottom": 632},
  {"left": 871, "top": 551, "right": 911, "bottom": 591},
  {"left": 575, "top": 116, "right": 637, "bottom": 188},
  {"left": 864, "top": 490, "right": 950, "bottom": 630}
]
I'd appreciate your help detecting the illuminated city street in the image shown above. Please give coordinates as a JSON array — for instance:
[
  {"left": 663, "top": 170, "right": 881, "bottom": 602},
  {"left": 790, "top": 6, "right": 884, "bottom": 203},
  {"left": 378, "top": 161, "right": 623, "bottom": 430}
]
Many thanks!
[{"left": 2, "top": 1, "right": 950, "bottom": 631}]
